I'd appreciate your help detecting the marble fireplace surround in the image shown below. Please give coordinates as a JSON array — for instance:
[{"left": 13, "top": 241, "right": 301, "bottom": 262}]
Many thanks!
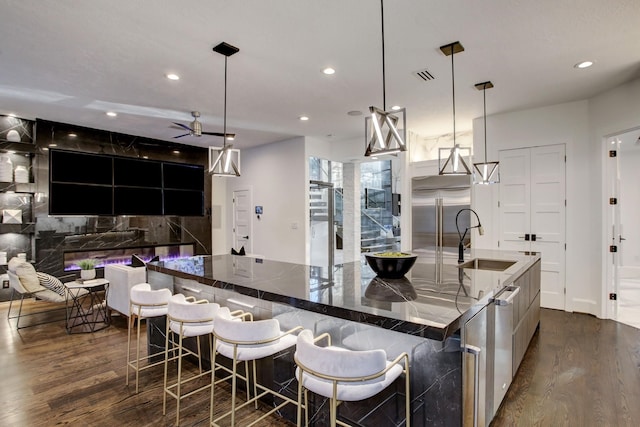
[{"left": 30, "top": 119, "right": 211, "bottom": 279}]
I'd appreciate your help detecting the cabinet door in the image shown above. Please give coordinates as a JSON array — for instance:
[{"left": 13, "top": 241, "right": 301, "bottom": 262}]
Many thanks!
[{"left": 499, "top": 145, "right": 566, "bottom": 310}]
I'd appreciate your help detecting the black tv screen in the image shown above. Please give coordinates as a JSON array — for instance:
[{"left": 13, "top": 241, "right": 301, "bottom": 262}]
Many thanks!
[
  {"left": 50, "top": 150, "right": 112, "bottom": 185},
  {"left": 163, "top": 189, "right": 204, "bottom": 216},
  {"left": 49, "top": 149, "right": 204, "bottom": 217},
  {"left": 114, "top": 157, "right": 162, "bottom": 188},
  {"left": 163, "top": 162, "right": 204, "bottom": 191},
  {"left": 49, "top": 183, "right": 113, "bottom": 215},
  {"left": 114, "top": 187, "right": 163, "bottom": 215}
]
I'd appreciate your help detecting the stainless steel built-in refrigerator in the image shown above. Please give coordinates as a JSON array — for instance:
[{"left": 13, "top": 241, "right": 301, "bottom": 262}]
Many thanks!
[{"left": 411, "top": 175, "right": 471, "bottom": 256}]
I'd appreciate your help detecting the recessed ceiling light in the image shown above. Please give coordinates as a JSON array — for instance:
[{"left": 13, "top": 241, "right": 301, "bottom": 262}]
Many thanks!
[
  {"left": 574, "top": 61, "right": 594, "bottom": 69},
  {"left": 347, "top": 110, "right": 362, "bottom": 116},
  {"left": 172, "top": 150, "right": 180, "bottom": 154},
  {"left": 299, "top": 116, "right": 309, "bottom": 121},
  {"left": 106, "top": 111, "right": 117, "bottom": 117},
  {"left": 42, "top": 147, "right": 49, "bottom": 151},
  {"left": 8, "top": 113, "right": 16, "bottom": 117},
  {"left": 49, "top": 144, "right": 57, "bottom": 147},
  {"left": 166, "top": 73, "right": 180, "bottom": 80},
  {"left": 227, "top": 136, "right": 235, "bottom": 141},
  {"left": 142, "top": 155, "right": 149, "bottom": 159},
  {"left": 68, "top": 133, "right": 77, "bottom": 137},
  {"left": 391, "top": 105, "right": 401, "bottom": 111},
  {"left": 323, "top": 67, "right": 336, "bottom": 75}
]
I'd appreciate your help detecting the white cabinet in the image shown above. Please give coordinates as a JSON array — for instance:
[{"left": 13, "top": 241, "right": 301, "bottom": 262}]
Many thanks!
[{"left": 499, "top": 145, "right": 565, "bottom": 310}]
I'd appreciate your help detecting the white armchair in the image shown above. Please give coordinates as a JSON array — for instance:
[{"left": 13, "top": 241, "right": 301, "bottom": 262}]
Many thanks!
[{"left": 104, "top": 264, "right": 147, "bottom": 317}]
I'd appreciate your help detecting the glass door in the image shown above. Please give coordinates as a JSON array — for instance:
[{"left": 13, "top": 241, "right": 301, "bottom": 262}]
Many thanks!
[
  {"left": 309, "top": 180, "right": 334, "bottom": 268},
  {"left": 608, "top": 131, "right": 640, "bottom": 328}
]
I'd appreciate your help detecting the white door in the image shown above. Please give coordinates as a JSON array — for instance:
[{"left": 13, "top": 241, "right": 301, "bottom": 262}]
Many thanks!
[
  {"left": 499, "top": 145, "right": 566, "bottom": 310},
  {"left": 233, "top": 189, "right": 251, "bottom": 253}
]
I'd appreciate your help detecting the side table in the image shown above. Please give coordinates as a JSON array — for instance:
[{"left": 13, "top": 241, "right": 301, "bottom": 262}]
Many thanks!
[{"left": 65, "top": 278, "right": 110, "bottom": 333}]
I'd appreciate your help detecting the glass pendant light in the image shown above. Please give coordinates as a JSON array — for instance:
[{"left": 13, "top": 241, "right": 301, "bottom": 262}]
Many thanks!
[
  {"left": 364, "top": 0, "right": 406, "bottom": 157},
  {"left": 472, "top": 81, "right": 499, "bottom": 184},
  {"left": 438, "top": 41, "right": 471, "bottom": 175},
  {"left": 209, "top": 42, "right": 241, "bottom": 177}
]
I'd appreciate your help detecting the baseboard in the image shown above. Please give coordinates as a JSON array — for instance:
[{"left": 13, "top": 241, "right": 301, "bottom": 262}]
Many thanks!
[{"left": 568, "top": 298, "right": 599, "bottom": 317}]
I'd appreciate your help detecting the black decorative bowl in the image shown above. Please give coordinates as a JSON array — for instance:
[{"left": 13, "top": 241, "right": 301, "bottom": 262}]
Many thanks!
[{"left": 365, "top": 252, "right": 418, "bottom": 279}]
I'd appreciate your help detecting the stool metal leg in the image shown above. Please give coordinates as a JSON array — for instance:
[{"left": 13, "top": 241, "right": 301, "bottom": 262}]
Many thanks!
[{"left": 135, "top": 311, "right": 142, "bottom": 393}]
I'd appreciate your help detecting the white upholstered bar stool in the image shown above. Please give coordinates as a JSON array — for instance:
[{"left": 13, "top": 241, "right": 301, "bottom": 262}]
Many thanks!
[
  {"left": 294, "top": 329, "right": 411, "bottom": 427},
  {"left": 163, "top": 293, "right": 223, "bottom": 426},
  {"left": 127, "top": 283, "right": 172, "bottom": 393},
  {"left": 210, "top": 310, "right": 302, "bottom": 427}
]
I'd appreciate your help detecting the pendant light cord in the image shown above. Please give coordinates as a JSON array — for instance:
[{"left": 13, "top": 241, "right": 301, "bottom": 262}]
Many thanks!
[
  {"left": 380, "top": 0, "right": 386, "bottom": 111},
  {"left": 223, "top": 56, "right": 228, "bottom": 148},
  {"left": 451, "top": 47, "right": 456, "bottom": 146},
  {"left": 483, "top": 83, "right": 487, "bottom": 162}
]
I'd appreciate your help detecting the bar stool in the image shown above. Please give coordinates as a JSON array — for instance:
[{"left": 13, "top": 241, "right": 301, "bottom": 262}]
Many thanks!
[
  {"left": 126, "top": 283, "right": 172, "bottom": 393},
  {"left": 294, "top": 329, "right": 411, "bottom": 427},
  {"left": 210, "top": 310, "right": 302, "bottom": 427},
  {"left": 163, "top": 293, "right": 222, "bottom": 426}
]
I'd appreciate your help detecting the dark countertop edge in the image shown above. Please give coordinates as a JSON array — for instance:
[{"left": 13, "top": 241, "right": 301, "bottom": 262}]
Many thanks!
[{"left": 147, "top": 262, "right": 451, "bottom": 341}]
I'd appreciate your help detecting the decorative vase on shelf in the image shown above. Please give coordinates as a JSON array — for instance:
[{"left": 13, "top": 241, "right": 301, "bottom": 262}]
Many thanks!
[
  {"left": 0, "top": 155, "right": 12, "bottom": 182},
  {"left": 14, "top": 165, "right": 29, "bottom": 184}
]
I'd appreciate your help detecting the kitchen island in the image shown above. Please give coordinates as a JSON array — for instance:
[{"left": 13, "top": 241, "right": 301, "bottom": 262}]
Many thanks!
[{"left": 147, "top": 249, "right": 540, "bottom": 426}]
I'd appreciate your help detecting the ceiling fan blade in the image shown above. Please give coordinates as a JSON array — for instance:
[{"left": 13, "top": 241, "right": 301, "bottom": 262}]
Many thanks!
[
  {"left": 172, "top": 122, "right": 193, "bottom": 131},
  {"left": 202, "top": 131, "right": 236, "bottom": 138},
  {"left": 173, "top": 133, "right": 190, "bottom": 138}
]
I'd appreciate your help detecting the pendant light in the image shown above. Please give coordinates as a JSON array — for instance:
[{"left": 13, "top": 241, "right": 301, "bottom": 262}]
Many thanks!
[
  {"left": 364, "top": 0, "right": 406, "bottom": 157},
  {"left": 209, "top": 41, "right": 241, "bottom": 177},
  {"left": 473, "top": 81, "right": 499, "bottom": 184},
  {"left": 438, "top": 41, "right": 471, "bottom": 175}
]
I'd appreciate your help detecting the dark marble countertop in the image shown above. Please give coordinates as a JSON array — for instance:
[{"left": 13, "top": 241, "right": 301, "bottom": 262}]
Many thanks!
[{"left": 147, "top": 249, "right": 540, "bottom": 341}]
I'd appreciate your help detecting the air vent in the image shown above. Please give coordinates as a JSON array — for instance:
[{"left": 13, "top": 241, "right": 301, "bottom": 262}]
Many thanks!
[{"left": 414, "top": 68, "right": 435, "bottom": 82}]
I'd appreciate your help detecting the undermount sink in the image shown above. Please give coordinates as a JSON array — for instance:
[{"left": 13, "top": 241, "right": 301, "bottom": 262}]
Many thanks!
[{"left": 457, "top": 258, "right": 516, "bottom": 272}]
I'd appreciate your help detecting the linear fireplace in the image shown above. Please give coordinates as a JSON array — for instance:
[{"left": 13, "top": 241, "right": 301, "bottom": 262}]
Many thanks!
[{"left": 62, "top": 242, "right": 195, "bottom": 271}]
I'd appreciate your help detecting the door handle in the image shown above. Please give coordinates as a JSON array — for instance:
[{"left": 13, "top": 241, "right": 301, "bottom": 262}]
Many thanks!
[
  {"left": 243, "top": 235, "right": 249, "bottom": 239},
  {"left": 619, "top": 235, "right": 626, "bottom": 242},
  {"left": 464, "top": 344, "right": 481, "bottom": 427}
]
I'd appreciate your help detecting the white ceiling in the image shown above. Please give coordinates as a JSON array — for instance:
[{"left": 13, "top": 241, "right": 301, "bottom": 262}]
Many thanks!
[{"left": 1, "top": 0, "right": 639, "bottom": 153}]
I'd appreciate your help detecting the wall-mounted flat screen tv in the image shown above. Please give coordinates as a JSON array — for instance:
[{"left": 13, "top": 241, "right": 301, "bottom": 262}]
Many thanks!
[{"left": 49, "top": 149, "right": 204, "bottom": 216}]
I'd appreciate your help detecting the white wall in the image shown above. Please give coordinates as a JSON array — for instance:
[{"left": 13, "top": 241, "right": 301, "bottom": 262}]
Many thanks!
[
  {"left": 224, "top": 137, "right": 307, "bottom": 264},
  {"left": 471, "top": 100, "right": 594, "bottom": 314}
]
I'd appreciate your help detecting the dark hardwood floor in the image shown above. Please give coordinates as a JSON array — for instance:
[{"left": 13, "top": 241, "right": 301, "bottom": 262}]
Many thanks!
[
  {"left": 492, "top": 309, "right": 640, "bottom": 427},
  {"left": 0, "top": 299, "right": 293, "bottom": 427},
  {"left": 1, "top": 299, "right": 639, "bottom": 426}
]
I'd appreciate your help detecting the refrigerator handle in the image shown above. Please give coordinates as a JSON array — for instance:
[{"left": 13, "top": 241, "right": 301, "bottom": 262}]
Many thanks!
[{"left": 464, "top": 344, "right": 481, "bottom": 427}]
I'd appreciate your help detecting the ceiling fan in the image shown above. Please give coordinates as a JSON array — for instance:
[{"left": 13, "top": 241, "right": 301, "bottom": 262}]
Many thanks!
[{"left": 172, "top": 111, "right": 235, "bottom": 139}]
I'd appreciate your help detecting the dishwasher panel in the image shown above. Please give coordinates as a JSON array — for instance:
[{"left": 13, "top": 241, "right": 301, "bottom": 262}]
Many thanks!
[{"left": 493, "top": 286, "right": 519, "bottom": 416}]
